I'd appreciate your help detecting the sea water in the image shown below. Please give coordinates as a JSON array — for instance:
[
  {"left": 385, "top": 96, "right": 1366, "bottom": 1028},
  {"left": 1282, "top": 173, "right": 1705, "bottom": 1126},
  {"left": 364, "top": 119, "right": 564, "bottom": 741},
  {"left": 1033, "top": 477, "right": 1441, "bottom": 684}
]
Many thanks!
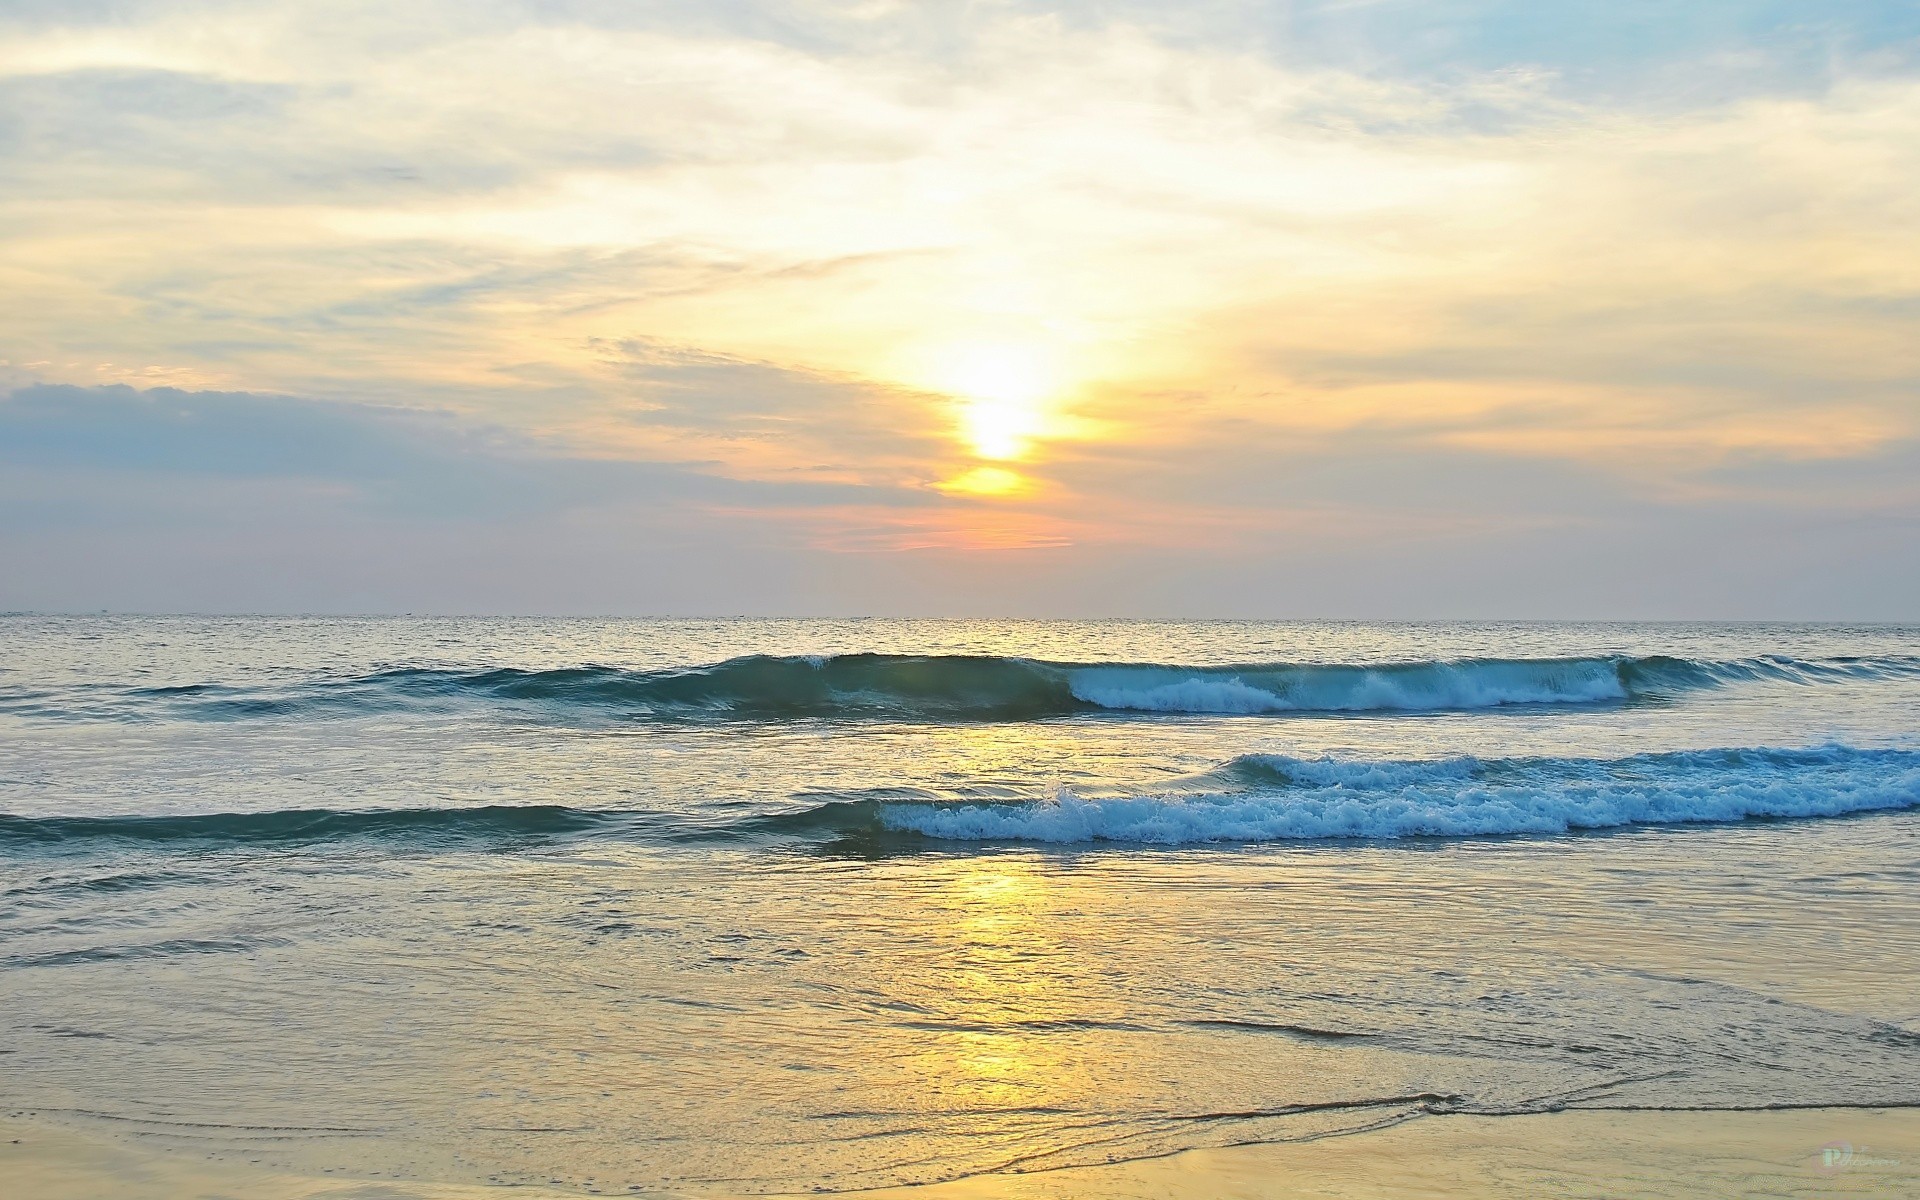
[{"left": 2, "top": 617, "right": 1918, "bottom": 1192}]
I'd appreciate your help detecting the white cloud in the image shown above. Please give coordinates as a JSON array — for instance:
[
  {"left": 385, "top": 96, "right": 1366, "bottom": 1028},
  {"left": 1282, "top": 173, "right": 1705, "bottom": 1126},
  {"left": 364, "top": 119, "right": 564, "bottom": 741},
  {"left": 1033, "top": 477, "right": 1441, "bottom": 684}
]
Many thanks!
[{"left": 1, "top": 2, "right": 1916, "bottom": 613}]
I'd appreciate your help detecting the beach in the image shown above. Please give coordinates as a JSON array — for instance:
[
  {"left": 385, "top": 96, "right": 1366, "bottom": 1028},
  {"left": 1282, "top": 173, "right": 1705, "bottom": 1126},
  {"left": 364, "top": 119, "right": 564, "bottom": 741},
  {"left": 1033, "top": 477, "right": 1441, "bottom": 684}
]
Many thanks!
[
  {"left": 3, "top": 617, "right": 1918, "bottom": 1195},
  {"left": 7, "top": 1109, "right": 1916, "bottom": 1198},
  {"left": 10, "top": 0, "right": 1920, "bottom": 1191}
]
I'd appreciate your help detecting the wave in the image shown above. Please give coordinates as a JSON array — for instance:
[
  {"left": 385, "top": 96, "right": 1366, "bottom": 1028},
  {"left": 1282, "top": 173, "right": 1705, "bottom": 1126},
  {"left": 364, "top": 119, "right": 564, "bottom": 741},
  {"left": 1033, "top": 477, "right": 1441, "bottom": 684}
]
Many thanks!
[
  {"left": 7, "top": 746, "right": 1916, "bottom": 850},
  {"left": 874, "top": 746, "right": 1920, "bottom": 844},
  {"left": 0, "top": 805, "right": 618, "bottom": 847},
  {"left": 12, "top": 652, "right": 1918, "bottom": 724}
]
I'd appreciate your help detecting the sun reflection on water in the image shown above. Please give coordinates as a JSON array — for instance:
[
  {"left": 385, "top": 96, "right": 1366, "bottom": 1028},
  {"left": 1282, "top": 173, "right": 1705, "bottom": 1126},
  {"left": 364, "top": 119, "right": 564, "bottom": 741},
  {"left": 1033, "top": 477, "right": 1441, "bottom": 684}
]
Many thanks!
[{"left": 899, "top": 861, "right": 1077, "bottom": 1109}]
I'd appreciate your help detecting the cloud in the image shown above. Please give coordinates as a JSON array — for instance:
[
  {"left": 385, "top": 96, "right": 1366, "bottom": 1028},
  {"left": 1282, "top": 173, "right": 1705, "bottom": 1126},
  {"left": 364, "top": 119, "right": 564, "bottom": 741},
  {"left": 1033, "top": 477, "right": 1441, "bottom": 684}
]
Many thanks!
[
  {"left": 594, "top": 338, "right": 955, "bottom": 485},
  {"left": 0, "top": 383, "right": 923, "bottom": 523},
  {"left": 4, "top": 383, "right": 1916, "bottom": 615},
  {"left": 1, "top": 3, "right": 1917, "bottom": 614}
]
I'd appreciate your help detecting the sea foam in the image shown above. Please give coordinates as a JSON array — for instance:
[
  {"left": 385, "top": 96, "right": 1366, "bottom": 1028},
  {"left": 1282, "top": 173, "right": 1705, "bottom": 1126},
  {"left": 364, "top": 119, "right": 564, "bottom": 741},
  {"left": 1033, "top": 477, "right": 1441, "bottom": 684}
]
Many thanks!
[
  {"left": 1064, "top": 658, "right": 1635, "bottom": 713},
  {"left": 877, "top": 746, "right": 1920, "bottom": 843}
]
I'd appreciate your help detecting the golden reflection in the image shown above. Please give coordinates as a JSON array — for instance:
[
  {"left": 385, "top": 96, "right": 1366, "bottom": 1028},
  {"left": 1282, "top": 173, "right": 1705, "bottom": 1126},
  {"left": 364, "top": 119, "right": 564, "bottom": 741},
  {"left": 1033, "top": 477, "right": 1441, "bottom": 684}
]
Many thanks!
[{"left": 898, "top": 860, "right": 1080, "bottom": 1108}]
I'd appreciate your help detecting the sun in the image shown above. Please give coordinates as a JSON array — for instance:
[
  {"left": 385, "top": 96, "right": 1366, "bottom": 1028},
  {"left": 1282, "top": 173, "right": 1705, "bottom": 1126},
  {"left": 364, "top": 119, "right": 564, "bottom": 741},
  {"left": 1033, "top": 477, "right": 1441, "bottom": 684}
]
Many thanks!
[{"left": 933, "top": 342, "right": 1058, "bottom": 461}]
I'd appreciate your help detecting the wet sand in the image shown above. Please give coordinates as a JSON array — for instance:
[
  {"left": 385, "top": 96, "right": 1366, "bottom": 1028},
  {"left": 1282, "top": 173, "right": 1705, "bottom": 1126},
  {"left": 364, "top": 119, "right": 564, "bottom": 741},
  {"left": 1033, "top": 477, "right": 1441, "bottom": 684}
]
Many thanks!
[{"left": 7, "top": 1106, "right": 1915, "bottom": 1199}]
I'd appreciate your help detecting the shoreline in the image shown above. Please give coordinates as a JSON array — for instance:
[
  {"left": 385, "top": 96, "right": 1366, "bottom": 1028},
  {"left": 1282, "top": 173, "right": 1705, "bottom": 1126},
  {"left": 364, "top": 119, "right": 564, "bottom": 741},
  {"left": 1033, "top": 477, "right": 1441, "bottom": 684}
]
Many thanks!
[{"left": 6, "top": 1106, "right": 1915, "bottom": 1199}]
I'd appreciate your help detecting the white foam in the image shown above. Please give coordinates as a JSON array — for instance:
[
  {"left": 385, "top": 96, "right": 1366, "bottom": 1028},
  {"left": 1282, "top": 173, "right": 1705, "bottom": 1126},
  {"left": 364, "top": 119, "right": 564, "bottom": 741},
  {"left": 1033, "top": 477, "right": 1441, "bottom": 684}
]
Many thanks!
[
  {"left": 1066, "top": 661, "right": 1629, "bottom": 714},
  {"left": 879, "top": 748, "right": 1920, "bottom": 844},
  {"left": 1068, "top": 674, "right": 1293, "bottom": 713}
]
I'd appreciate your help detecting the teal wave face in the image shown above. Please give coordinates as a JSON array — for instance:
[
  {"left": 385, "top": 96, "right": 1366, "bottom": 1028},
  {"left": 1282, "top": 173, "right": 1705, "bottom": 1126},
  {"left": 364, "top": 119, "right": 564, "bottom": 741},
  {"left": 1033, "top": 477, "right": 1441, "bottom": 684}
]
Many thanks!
[
  {"left": 0, "top": 805, "right": 616, "bottom": 848},
  {"left": 13, "top": 745, "right": 1914, "bottom": 852},
  {"left": 875, "top": 746, "right": 1920, "bottom": 844},
  {"left": 7, "top": 652, "right": 1918, "bottom": 724}
]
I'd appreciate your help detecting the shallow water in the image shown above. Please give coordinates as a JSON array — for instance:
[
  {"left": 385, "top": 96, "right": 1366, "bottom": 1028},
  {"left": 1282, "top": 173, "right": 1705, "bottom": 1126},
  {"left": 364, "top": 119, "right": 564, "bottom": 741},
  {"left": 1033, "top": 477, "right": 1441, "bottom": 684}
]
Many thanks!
[{"left": 3, "top": 617, "right": 1918, "bottom": 1193}]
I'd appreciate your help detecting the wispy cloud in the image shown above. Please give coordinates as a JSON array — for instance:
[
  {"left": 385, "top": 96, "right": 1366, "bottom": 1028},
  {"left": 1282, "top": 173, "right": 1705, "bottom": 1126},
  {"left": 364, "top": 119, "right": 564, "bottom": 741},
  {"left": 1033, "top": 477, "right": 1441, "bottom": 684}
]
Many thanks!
[{"left": 2, "top": 2, "right": 1917, "bottom": 613}]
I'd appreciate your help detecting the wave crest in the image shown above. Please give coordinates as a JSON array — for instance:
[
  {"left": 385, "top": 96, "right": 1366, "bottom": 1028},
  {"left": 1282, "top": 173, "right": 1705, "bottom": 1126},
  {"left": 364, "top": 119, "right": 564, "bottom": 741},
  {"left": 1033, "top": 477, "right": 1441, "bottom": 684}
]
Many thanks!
[
  {"left": 9, "top": 747, "right": 1915, "bottom": 850},
  {"left": 1068, "top": 657, "right": 1641, "bottom": 713},
  {"left": 0, "top": 805, "right": 613, "bottom": 847},
  {"left": 13, "top": 651, "right": 1910, "bottom": 725},
  {"left": 876, "top": 746, "right": 1920, "bottom": 844}
]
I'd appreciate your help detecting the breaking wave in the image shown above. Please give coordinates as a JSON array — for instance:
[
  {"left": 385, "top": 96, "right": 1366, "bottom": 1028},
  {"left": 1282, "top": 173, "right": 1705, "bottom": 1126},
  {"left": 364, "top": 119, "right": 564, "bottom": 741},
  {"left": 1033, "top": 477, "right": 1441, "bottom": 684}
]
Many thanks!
[
  {"left": 7, "top": 747, "right": 1916, "bottom": 850},
  {"left": 12, "top": 652, "right": 1917, "bottom": 723},
  {"left": 875, "top": 746, "right": 1920, "bottom": 844}
]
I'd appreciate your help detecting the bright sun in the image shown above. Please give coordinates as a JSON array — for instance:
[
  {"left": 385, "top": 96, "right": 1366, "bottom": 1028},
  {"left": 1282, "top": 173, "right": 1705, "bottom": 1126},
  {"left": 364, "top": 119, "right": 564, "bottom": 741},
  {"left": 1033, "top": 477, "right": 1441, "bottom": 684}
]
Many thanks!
[{"left": 934, "top": 342, "right": 1057, "bottom": 461}]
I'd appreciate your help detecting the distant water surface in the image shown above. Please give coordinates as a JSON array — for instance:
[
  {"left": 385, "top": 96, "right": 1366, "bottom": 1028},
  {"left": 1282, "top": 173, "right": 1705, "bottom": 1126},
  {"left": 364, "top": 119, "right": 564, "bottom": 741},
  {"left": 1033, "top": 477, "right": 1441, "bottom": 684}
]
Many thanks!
[{"left": 2, "top": 617, "right": 1917, "bottom": 1193}]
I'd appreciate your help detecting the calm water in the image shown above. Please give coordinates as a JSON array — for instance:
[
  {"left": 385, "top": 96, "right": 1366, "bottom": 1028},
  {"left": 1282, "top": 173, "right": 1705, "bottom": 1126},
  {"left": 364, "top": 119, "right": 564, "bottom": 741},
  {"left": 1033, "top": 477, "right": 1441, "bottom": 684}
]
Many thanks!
[{"left": 3, "top": 617, "right": 1919, "bottom": 1193}]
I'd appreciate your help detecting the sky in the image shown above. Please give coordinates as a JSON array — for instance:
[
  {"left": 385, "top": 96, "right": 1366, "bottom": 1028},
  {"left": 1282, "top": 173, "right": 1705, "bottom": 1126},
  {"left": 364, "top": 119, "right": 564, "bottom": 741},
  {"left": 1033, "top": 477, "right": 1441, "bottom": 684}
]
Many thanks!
[{"left": 2, "top": 1, "right": 1917, "bottom": 617}]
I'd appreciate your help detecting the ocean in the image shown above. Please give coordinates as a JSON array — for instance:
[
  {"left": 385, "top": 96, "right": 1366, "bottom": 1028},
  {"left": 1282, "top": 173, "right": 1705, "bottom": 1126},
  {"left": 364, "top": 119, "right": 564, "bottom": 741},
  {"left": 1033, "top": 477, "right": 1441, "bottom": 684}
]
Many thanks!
[{"left": 3, "top": 616, "right": 1918, "bottom": 1194}]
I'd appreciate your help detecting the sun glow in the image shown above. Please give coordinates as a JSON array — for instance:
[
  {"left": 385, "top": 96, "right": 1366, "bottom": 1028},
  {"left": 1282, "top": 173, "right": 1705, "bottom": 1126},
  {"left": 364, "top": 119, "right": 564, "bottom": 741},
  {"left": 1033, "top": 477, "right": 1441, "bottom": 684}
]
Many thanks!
[
  {"left": 932, "top": 343, "right": 1060, "bottom": 461},
  {"left": 935, "top": 465, "right": 1029, "bottom": 497}
]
